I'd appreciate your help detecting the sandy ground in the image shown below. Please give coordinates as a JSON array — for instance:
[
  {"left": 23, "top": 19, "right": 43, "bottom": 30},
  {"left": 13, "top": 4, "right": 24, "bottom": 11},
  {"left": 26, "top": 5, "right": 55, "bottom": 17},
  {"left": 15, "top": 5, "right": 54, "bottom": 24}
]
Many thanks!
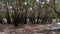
[{"left": 0, "top": 24, "right": 59, "bottom": 34}]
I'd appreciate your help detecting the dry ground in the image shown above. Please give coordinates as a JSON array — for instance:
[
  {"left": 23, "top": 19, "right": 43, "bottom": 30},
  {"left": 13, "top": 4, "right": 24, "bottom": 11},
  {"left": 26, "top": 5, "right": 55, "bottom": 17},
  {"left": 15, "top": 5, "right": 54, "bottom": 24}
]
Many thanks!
[{"left": 0, "top": 24, "right": 58, "bottom": 34}]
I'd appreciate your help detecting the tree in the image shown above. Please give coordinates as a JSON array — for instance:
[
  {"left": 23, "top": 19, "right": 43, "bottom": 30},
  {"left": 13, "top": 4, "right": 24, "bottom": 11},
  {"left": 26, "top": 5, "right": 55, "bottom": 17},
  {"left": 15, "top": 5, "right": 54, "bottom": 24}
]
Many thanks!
[
  {"left": 5, "top": 0, "right": 11, "bottom": 24},
  {"left": 40, "top": 1, "right": 49, "bottom": 24},
  {"left": 51, "top": 0, "right": 60, "bottom": 17},
  {"left": 30, "top": 0, "right": 36, "bottom": 24},
  {"left": 11, "top": 0, "right": 26, "bottom": 27}
]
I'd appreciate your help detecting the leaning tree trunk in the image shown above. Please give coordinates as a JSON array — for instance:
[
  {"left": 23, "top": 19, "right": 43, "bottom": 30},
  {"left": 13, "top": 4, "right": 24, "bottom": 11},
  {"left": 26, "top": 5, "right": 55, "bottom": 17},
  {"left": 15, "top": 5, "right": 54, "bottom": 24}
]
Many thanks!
[
  {"left": 52, "top": 0, "right": 60, "bottom": 16},
  {"left": 5, "top": 0, "right": 11, "bottom": 24}
]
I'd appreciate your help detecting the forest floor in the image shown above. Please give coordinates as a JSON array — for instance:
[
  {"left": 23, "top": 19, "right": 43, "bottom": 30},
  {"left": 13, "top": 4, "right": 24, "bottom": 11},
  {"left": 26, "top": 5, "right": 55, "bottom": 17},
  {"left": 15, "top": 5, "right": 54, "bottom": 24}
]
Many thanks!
[{"left": 0, "top": 24, "right": 59, "bottom": 34}]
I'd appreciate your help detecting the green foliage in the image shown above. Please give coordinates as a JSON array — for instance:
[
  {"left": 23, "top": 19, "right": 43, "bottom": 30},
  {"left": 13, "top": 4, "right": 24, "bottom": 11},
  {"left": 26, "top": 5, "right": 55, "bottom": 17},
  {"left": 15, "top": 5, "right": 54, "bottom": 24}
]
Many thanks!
[
  {"left": 43, "top": 2, "right": 49, "bottom": 8},
  {"left": 29, "top": 0, "right": 36, "bottom": 3},
  {"left": 47, "top": 11, "right": 57, "bottom": 17}
]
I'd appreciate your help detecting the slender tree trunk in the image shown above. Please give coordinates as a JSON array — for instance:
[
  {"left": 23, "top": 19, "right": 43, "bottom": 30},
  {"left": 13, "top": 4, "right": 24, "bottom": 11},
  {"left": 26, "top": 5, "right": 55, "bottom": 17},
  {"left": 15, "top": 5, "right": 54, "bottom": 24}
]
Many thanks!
[
  {"left": 37, "top": 1, "right": 42, "bottom": 24},
  {"left": 24, "top": 0, "right": 28, "bottom": 24},
  {"left": 32, "top": 2, "right": 35, "bottom": 24},
  {"left": 5, "top": 0, "right": 11, "bottom": 24}
]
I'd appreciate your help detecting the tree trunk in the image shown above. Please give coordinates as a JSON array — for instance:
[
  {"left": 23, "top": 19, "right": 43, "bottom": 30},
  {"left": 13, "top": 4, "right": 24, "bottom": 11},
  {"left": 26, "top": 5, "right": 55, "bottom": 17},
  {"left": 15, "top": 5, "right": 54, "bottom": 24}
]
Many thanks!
[
  {"left": 5, "top": 0, "right": 11, "bottom": 24},
  {"left": 51, "top": 0, "right": 60, "bottom": 16}
]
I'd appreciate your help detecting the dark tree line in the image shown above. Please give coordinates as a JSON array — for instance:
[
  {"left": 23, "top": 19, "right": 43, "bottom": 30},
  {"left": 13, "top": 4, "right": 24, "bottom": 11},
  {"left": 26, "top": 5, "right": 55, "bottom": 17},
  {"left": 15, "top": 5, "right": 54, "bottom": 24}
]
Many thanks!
[{"left": 0, "top": 0, "right": 59, "bottom": 27}]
